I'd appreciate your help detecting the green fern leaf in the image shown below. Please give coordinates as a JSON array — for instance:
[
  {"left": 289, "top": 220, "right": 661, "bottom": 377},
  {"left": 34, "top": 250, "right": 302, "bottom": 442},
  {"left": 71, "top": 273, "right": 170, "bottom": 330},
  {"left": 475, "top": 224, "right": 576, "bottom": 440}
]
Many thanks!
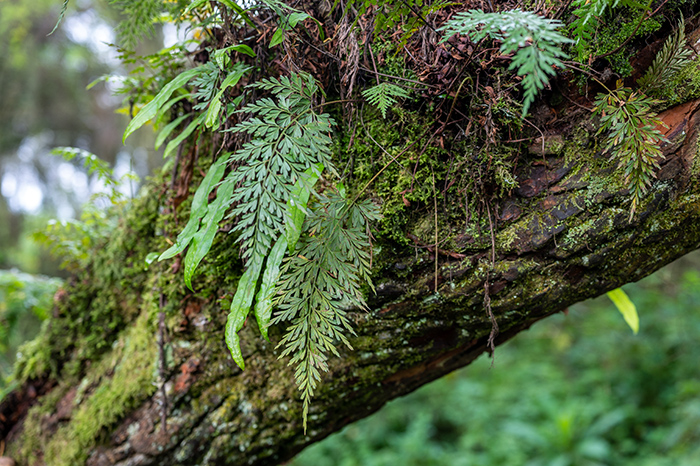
[
  {"left": 273, "top": 192, "right": 380, "bottom": 431},
  {"left": 638, "top": 19, "right": 692, "bottom": 96},
  {"left": 594, "top": 88, "right": 668, "bottom": 215},
  {"left": 441, "top": 9, "right": 571, "bottom": 116},
  {"left": 362, "top": 82, "right": 411, "bottom": 118}
]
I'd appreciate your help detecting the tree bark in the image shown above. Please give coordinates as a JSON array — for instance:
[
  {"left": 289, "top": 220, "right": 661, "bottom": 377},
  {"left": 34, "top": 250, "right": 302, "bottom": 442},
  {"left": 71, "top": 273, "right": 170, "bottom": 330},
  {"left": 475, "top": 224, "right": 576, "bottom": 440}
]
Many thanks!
[{"left": 4, "top": 32, "right": 700, "bottom": 466}]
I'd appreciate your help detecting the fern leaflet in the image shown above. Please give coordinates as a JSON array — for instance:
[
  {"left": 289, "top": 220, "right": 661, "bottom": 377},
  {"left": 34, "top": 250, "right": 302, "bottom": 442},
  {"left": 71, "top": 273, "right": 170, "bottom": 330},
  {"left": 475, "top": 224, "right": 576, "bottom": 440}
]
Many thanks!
[
  {"left": 441, "top": 9, "right": 571, "bottom": 115},
  {"left": 362, "top": 82, "right": 411, "bottom": 118},
  {"left": 594, "top": 88, "right": 668, "bottom": 216},
  {"left": 637, "top": 19, "right": 692, "bottom": 96}
]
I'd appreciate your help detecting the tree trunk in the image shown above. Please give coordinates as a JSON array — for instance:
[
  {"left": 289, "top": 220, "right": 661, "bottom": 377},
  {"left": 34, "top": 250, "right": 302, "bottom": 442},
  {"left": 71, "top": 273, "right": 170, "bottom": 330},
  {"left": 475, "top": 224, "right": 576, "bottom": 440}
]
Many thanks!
[{"left": 4, "top": 21, "right": 700, "bottom": 466}]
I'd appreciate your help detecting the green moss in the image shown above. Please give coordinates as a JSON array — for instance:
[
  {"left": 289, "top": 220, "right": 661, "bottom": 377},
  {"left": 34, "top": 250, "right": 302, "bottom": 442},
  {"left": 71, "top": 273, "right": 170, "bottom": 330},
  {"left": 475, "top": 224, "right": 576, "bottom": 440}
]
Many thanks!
[
  {"left": 659, "top": 59, "right": 700, "bottom": 107},
  {"left": 575, "top": 8, "right": 661, "bottom": 77},
  {"left": 47, "top": 306, "right": 157, "bottom": 466}
]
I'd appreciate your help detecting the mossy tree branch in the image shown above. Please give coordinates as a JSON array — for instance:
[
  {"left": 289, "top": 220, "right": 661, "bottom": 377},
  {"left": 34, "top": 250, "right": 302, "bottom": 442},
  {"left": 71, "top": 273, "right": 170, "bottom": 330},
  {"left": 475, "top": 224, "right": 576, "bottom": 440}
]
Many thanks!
[{"left": 1, "top": 94, "right": 700, "bottom": 465}]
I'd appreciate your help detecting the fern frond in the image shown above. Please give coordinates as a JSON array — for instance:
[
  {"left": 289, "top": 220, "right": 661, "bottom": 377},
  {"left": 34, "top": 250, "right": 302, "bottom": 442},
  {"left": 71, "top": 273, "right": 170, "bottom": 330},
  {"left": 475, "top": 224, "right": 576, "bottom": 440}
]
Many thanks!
[
  {"left": 109, "top": 0, "right": 163, "bottom": 48},
  {"left": 441, "top": 9, "right": 571, "bottom": 115},
  {"left": 273, "top": 193, "right": 381, "bottom": 431},
  {"left": 568, "top": 0, "right": 614, "bottom": 60},
  {"left": 637, "top": 19, "right": 692, "bottom": 96},
  {"left": 594, "top": 88, "right": 668, "bottom": 215},
  {"left": 362, "top": 82, "right": 411, "bottom": 118}
]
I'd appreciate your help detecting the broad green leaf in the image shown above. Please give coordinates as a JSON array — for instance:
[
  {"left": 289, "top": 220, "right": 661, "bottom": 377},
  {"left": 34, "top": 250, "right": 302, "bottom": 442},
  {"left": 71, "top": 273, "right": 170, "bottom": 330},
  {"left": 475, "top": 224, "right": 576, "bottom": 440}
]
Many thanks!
[
  {"left": 163, "top": 112, "right": 207, "bottom": 159},
  {"left": 269, "top": 28, "right": 285, "bottom": 47},
  {"left": 123, "top": 66, "right": 202, "bottom": 143},
  {"left": 607, "top": 288, "right": 639, "bottom": 334},
  {"left": 229, "top": 44, "right": 256, "bottom": 57},
  {"left": 213, "top": 45, "right": 256, "bottom": 70},
  {"left": 155, "top": 113, "right": 190, "bottom": 150},
  {"left": 288, "top": 11, "right": 310, "bottom": 27},
  {"left": 254, "top": 236, "right": 287, "bottom": 341},
  {"left": 286, "top": 163, "right": 323, "bottom": 254},
  {"left": 158, "top": 155, "right": 228, "bottom": 261},
  {"left": 183, "top": 179, "right": 235, "bottom": 290},
  {"left": 226, "top": 253, "right": 265, "bottom": 369},
  {"left": 205, "top": 65, "right": 249, "bottom": 129}
]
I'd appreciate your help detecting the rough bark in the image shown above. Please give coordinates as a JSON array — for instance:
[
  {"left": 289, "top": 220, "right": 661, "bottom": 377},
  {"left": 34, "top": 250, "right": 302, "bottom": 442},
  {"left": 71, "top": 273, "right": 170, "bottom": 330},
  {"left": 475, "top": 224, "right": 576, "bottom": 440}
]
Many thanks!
[{"left": 4, "top": 16, "right": 700, "bottom": 461}]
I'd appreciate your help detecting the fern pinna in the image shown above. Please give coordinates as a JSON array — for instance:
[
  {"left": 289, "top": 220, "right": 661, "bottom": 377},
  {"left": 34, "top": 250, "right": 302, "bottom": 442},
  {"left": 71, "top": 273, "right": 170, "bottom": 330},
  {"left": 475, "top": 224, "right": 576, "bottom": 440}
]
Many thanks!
[{"left": 441, "top": 9, "right": 571, "bottom": 115}]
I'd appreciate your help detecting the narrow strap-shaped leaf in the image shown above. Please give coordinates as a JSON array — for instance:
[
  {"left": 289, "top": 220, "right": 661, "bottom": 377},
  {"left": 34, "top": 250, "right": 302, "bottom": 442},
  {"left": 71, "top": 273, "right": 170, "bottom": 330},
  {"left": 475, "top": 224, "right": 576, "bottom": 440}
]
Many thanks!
[
  {"left": 159, "top": 155, "right": 228, "bottom": 261},
  {"left": 123, "top": 66, "right": 202, "bottom": 143},
  {"left": 183, "top": 179, "right": 235, "bottom": 290},
  {"left": 607, "top": 288, "right": 639, "bottom": 334},
  {"left": 205, "top": 64, "right": 250, "bottom": 129},
  {"left": 183, "top": 0, "right": 209, "bottom": 15},
  {"left": 286, "top": 163, "right": 323, "bottom": 254},
  {"left": 254, "top": 236, "right": 287, "bottom": 341},
  {"left": 218, "top": 0, "right": 256, "bottom": 28},
  {"left": 163, "top": 112, "right": 207, "bottom": 159},
  {"left": 155, "top": 113, "right": 190, "bottom": 150},
  {"left": 226, "top": 253, "right": 265, "bottom": 369}
]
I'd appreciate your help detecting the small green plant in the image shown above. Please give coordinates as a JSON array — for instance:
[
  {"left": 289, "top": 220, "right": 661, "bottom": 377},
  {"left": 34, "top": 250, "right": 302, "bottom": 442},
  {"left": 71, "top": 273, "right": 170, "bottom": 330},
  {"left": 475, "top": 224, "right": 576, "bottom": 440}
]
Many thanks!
[
  {"left": 441, "top": 9, "right": 572, "bottom": 115},
  {"left": 593, "top": 87, "right": 668, "bottom": 216},
  {"left": 34, "top": 148, "right": 136, "bottom": 270},
  {"left": 362, "top": 82, "right": 411, "bottom": 118},
  {"left": 637, "top": 19, "right": 693, "bottom": 96}
]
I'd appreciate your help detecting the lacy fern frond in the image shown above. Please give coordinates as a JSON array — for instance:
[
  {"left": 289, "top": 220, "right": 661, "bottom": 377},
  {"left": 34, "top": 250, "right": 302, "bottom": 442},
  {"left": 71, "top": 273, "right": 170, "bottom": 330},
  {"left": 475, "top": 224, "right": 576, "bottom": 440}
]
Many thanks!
[
  {"left": 109, "top": 0, "right": 163, "bottom": 49},
  {"left": 273, "top": 193, "right": 381, "bottom": 431},
  {"left": 568, "top": 0, "right": 614, "bottom": 60},
  {"left": 226, "top": 73, "right": 337, "bottom": 268},
  {"left": 637, "top": 19, "right": 692, "bottom": 96},
  {"left": 441, "top": 9, "right": 571, "bottom": 115},
  {"left": 362, "top": 82, "right": 411, "bottom": 118},
  {"left": 594, "top": 88, "right": 668, "bottom": 216},
  {"left": 220, "top": 73, "right": 338, "bottom": 368}
]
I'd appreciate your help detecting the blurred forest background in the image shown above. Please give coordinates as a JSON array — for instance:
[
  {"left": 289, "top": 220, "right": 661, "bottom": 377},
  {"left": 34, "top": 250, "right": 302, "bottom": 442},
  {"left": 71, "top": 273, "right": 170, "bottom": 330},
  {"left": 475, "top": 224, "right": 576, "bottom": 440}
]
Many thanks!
[{"left": 0, "top": 1, "right": 698, "bottom": 464}]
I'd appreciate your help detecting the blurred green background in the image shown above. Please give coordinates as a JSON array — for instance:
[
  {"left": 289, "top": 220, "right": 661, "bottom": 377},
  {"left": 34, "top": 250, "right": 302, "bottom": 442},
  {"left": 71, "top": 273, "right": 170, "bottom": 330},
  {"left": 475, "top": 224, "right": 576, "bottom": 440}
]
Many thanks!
[{"left": 1, "top": 1, "right": 699, "bottom": 465}]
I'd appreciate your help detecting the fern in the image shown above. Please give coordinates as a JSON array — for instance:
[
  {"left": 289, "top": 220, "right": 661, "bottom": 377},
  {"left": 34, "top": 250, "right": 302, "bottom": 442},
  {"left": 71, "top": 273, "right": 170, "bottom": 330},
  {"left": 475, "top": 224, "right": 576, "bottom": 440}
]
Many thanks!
[
  {"left": 568, "top": 0, "right": 614, "bottom": 60},
  {"left": 593, "top": 87, "right": 668, "bottom": 215},
  {"left": 158, "top": 72, "right": 339, "bottom": 369},
  {"left": 362, "top": 82, "right": 411, "bottom": 118},
  {"left": 109, "top": 0, "right": 163, "bottom": 49},
  {"left": 637, "top": 19, "right": 692, "bottom": 96},
  {"left": 441, "top": 9, "right": 572, "bottom": 116},
  {"left": 273, "top": 191, "right": 381, "bottom": 431}
]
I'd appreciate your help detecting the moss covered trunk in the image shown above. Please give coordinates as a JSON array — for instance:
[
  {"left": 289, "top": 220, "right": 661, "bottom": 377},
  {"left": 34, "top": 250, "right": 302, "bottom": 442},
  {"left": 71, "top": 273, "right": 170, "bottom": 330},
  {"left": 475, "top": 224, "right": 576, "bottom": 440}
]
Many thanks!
[{"left": 2, "top": 92, "right": 700, "bottom": 465}]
